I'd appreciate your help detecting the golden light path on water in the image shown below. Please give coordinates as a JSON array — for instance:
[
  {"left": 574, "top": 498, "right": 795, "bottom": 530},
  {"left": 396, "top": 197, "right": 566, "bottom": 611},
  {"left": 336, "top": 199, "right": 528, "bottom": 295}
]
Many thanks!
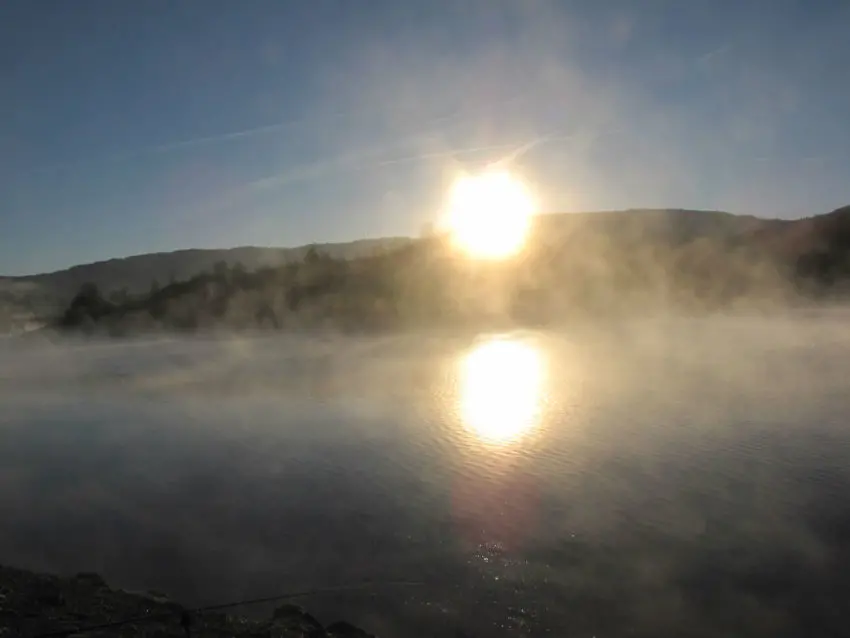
[{"left": 457, "top": 338, "right": 547, "bottom": 445}]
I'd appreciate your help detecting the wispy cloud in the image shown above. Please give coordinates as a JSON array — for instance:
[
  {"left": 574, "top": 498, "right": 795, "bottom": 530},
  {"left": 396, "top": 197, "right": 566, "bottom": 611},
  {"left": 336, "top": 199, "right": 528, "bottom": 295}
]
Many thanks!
[
  {"left": 241, "top": 130, "right": 583, "bottom": 194},
  {"left": 24, "top": 106, "right": 474, "bottom": 177},
  {"left": 194, "top": 125, "right": 617, "bottom": 223},
  {"left": 25, "top": 113, "right": 336, "bottom": 177}
]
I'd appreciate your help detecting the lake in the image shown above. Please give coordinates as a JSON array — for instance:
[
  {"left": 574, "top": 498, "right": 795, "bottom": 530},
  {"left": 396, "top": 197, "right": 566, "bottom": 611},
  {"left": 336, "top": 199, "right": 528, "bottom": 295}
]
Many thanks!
[{"left": 2, "top": 314, "right": 849, "bottom": 637}]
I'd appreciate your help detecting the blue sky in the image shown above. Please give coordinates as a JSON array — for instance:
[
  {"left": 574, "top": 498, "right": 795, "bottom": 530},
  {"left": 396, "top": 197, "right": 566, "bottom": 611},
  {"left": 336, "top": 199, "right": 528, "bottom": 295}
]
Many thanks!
[{"left": 1, "top": 0, "right": 848, "bottom": 275}]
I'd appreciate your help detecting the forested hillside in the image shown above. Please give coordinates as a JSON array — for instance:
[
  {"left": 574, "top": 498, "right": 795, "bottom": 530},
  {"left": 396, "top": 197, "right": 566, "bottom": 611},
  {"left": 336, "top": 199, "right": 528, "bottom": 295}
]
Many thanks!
[{"left": 54, "top": 207, "right": 850, "bottom": 335}]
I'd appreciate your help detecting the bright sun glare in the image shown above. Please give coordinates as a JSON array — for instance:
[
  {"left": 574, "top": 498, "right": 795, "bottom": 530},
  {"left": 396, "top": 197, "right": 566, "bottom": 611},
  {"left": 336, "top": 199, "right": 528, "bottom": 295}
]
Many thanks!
[
  {"left": 459, "top": 339, "right": 545, "bottom": 444},
  {"left": 445, "top": 170, "right": 536, "bottom": 259}
]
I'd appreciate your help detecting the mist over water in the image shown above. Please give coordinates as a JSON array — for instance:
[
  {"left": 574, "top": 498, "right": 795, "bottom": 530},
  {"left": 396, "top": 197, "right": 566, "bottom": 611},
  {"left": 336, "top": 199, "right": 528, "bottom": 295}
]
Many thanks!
[{"left": 2, "top": 313, "right": 850, "bottom": 636}]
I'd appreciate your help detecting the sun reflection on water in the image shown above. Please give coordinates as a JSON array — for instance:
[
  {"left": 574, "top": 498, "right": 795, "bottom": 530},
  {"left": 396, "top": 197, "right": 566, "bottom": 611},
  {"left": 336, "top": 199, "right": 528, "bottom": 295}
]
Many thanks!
[{"left": 458, "top": 338, "right": 546, "bottom": 444}]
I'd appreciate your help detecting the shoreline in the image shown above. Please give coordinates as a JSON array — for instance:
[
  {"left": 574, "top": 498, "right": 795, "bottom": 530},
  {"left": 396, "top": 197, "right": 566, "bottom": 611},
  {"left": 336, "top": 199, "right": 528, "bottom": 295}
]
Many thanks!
[{"left": 0, "top": 563, "right": 375, "bottom": 638}]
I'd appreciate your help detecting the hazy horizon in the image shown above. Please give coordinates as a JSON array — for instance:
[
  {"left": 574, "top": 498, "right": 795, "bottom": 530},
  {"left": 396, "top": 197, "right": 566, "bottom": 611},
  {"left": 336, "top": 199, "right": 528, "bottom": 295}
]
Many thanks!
[{"left": 0, "top": 206, "right": 810, "bottom": 279}]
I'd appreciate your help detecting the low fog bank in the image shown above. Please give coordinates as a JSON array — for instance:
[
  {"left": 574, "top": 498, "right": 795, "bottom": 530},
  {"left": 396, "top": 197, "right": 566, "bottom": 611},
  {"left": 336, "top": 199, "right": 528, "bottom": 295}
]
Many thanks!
[
  {"left": 1, "top": 313, "right": 850, "bottom": 636},
  {"left": 2, "top": 309, "right": 848, "bottom": 400}
]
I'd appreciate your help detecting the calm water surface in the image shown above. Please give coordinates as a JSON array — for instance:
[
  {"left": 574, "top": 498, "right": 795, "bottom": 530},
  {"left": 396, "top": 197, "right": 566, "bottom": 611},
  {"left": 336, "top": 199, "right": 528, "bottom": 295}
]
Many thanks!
[{"left": 1, "top": 316, "right": 849, "bottom": 636}]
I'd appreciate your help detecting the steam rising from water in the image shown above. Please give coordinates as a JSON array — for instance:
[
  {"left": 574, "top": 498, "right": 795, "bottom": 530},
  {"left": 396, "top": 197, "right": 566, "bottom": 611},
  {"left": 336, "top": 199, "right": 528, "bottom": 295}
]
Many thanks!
[{"left": 1, "top": 312, "right": 850, "bottom": 636}]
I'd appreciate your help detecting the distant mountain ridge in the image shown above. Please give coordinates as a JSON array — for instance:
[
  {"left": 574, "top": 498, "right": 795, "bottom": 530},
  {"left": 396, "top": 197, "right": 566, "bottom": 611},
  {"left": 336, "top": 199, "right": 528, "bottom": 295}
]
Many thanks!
[
  {"left": 2, "top": 206, "right": 849, "bottom": 333},
  {"left": 0, "top": 237, "right": 410, "bottom": 330},
  {"left": 5, "top": 237, "right": 412, "bottom": 292}
]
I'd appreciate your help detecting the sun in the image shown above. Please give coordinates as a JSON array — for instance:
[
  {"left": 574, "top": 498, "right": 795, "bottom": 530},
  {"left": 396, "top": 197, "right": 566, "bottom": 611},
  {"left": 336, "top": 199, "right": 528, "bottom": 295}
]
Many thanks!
[{"left": 444, "top": 170, "right": 536, "bottom": 259}]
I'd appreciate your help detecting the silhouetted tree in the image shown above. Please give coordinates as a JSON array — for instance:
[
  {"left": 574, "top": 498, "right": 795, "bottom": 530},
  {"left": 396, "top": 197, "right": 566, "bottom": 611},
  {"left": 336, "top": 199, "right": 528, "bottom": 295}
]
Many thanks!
[
  {"left": 255, "top": 302, "right": 280, "bottom": 329},
  {"left": 108, "top": 287, "right": 129, "bottom": 305},
  {"left": 303, "top": 245, "right": 321, "bottom": 265},
  {"left": 213, "top": 261, "right": 229, "bottom": 279},
  {"left": 231, "top": 261, "right": 247, "bottom": 286},
  {"left": 60, "top": 282, "right": 113, "bottom": 328}
]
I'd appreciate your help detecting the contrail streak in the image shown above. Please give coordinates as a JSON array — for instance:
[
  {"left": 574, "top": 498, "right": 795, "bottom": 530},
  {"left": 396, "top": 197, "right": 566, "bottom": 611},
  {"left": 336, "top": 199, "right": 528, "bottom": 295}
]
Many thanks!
[
  {"left": 25, "top": 106, "right": 471, "bottom": 176},
  {"left": 145, "top": 106, "right": 476, "bottom": 156},
  {"left": 26, "top": 92, "right": 533, "bottom": 177},
  {"left": 226, "top": 130, "right": 583, "bottom": 201},
  {"left": 27, "top": 114, "right": 330, "bottom": 175},
  {"left": 188, "top": 139, "right": 541, "bottom": 219},
  {"left": 243, "top": 140, "right": 537, "bottom": 193},
  {"left": 374, "top": 143, "right": 522, "bottom": 168},
  {"left": 175, "top": 125, "right": 610, "bottom": 226}
]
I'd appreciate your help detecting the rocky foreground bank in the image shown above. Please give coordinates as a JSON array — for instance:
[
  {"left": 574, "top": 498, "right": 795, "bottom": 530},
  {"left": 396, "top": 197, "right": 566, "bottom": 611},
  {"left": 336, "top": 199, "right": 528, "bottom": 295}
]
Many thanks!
[{"left": 0, "top": 565, "right": 374, "bottom": 638}]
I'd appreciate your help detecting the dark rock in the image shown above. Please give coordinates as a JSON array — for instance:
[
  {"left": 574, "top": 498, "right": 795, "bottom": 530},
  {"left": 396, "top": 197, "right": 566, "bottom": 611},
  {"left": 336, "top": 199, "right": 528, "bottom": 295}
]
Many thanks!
[
  {"left": 270, "top": 603, "right": 325, "bottom": 637},
  {"left": 0, "top": 565, "right": 377, "bottom": 638},
  {"left": 72, "top": 572, "right": 107, "bottom": 588},
  {"left": 34, "top": 580, "right": 64, "bottom": 606},
  {"left": 273, "top": 604, "right": 308, "bottom": 621},
  {"left": 327, "top": 620, "right": 376, "bottom": 637}
]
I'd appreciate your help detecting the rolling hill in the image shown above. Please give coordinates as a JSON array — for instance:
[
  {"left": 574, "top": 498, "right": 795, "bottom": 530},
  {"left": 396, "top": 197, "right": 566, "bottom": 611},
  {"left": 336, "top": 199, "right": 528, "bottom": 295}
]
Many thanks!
[
  {"left": 3, "top": 206, "right": 850, "bottom": 334},
  {"left": 0, "top": 238, "right": 410, "bottom": 331}
]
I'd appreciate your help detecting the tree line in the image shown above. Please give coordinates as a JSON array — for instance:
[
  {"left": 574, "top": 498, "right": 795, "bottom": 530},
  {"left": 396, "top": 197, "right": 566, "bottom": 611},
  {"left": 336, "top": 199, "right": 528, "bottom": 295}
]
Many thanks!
[{"left": 56, "top": 215, "right": 850, "bottom": 335}]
